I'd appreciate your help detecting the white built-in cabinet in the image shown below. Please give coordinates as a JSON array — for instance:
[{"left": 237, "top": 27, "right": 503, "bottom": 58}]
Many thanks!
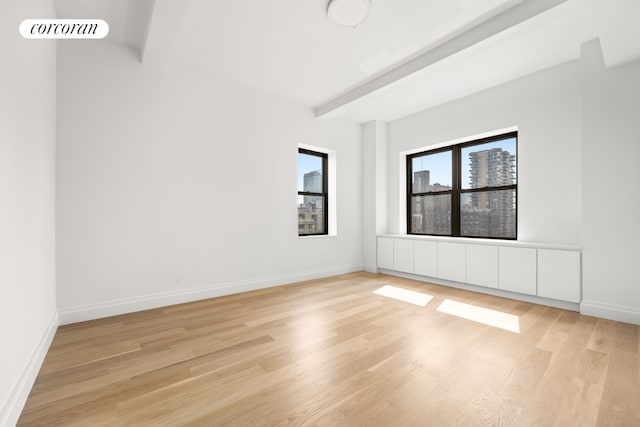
[
  {"left": 413, "top": 241, "right": 437, "bottom": 277},
  {"left": 498, "top": 246, "right": 537, "bottom": 295},
  {"left": 376, "top": 236, "right": 581, "bottom": 304},
  {"left": 393, "top": 239, "right": 414, "bottom": 273},
  {"left": 466, "top": 244, "right": 499, "bottom": 289},
  {"left": 437, "top": 242, "right": 466, "bottom": 283},
  {"left": 377, "top": 237, "right": 394, "bottom": 270}
]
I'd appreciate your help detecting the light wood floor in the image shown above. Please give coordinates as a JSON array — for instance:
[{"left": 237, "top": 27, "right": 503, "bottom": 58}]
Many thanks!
[{"left": 19, "top": 272, "right": 640, "bottom": 426}]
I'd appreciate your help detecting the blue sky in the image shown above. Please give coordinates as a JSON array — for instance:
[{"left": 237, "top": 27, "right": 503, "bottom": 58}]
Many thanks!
[
  {"left": 297, "top": 137, "right": 516, "bottom": 193},
  {"left": 412, "top": 151, "right": 452, "bottom": 186},
  {"left": 413, "top": 137, "right": 516, "bottom": 188},
  {"left": 298, "top": 152, "right": 322, "bottom": 191}
]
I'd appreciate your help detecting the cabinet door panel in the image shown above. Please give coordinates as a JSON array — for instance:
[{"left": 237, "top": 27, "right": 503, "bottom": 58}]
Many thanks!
[
  {"left": 414, "top": 240, "right": 438, "bottom": 277},
  {"left": 394, "top": 239, "right": 414, "bottom": 273},
  {"left": 377, "top": 237, "right": 394, "bottom": 270},
  {"left": 538, "top": 249, "right": 580, "bottom": 302},
  {"left": 437, "top": 242, "right": 466, "bottom": 283},
  {"left": 466, "top": 244, "right": 499, "bottom": 288},
  {"left": 498, "top": 246, "right": 537, "bottom": 295}
]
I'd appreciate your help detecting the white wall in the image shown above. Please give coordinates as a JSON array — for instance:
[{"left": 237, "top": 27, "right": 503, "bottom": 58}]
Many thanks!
[
  {"left": 386, "top": 60, "right": 582, "bottom": 246},
  {"left": 581, "top": 39, "right": 640, "bottom": 322},
  {"left": 0, "top": 0, "right": 58, "bottom": 424},
  {"left": 56, "top": 40, "right": 362, "bottom": 322},
  {"left": 379, "top": 40, "right": 640, "bottom": 324}
]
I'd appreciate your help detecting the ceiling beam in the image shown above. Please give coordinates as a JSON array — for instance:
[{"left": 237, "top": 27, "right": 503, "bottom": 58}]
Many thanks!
[
  {"left": 141, "top": 0, "right": 190, "bottom": 66},
  {"left": 589, "top": 0, "right": 640, "bottom": 68},
  {"left": 314, "top": 0, "right": 568, "bottom": 119}
]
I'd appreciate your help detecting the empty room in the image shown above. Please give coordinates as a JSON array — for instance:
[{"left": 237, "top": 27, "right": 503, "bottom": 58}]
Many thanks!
[{"left": 2, "top": 0, "right": 640, "bottom": 425}]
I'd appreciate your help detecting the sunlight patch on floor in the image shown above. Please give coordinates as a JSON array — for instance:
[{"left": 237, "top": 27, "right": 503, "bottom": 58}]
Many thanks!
[
  {"left": 437, "top": 299, "right": 520, "bottom": 333},
  {"left": 374, "top": 285, "right": 433, "bottom": 307}
]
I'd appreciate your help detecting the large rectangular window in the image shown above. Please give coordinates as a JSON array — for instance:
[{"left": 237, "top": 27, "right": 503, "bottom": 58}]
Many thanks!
[
  {"left": 407, "top": 132, "right": 517, "bottom": 239},
  {"left": 298, "top": 148, "right": 328, "bottom": 236}
]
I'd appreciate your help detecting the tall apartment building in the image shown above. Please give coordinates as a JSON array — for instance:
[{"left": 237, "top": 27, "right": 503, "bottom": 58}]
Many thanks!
[
  {"left": 463, "top": 147, "right": 516, "bottom": 237},
  {"left": 468, "top": 147, "right": 515, "bottom": 188},
  {"left": 411, "top": 169, "right": 452, "bottom": 234},
  {"left": 299, "top": 170, "right": 324, "bottom": 234},
  {"left": 413, "top": 170, "right": 430, "bottom": 193},
  {"left": 302, "top": 170, "right": 323, "bottom": 208},
  {"left": 303, "top": 170, "right": 322, "bottom": 193}
]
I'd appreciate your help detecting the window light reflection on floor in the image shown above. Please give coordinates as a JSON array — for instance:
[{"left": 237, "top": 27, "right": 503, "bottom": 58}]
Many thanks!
[
  {"left": 437, "top": 299, "right": 520, "bottom": 333},
  {"left": 374, "top": 285, "right": 433, "bottom": 307}
]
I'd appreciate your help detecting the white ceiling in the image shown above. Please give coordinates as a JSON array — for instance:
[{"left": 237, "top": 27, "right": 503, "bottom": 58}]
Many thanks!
[
  {"left": 168, "top": 0, "right": 516, "bottom": 106},
  {"left": 54, "top": 0, "right": 640, "bottom": 123},
  {"left": 326, "top": 0, "right": 597, "bottom": 122}
]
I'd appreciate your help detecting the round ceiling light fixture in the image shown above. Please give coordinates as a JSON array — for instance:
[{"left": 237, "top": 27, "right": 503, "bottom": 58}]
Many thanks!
[{"left": 327, "top": 0, "right": 372, "bottom": 28}]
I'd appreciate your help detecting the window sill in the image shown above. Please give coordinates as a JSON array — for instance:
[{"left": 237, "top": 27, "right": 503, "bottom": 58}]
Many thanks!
[
  {"left": 298, "top": 234, "right": 337, "bottom": 239},
  {"left": 379, "top": 234, "right": 581, "bottom": 251}
]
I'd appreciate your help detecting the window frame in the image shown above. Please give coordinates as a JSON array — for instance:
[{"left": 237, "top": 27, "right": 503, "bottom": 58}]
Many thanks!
[
  {"left": 298, "top": 148, "right": 329, "bottom": 236},
  {"left": 407, "top": 131, "right": 518, "bottom": 240}
]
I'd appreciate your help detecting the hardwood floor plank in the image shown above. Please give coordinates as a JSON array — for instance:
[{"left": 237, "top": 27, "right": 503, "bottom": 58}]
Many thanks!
[
  {"left": 18, "top": 272, "right": 640, "bottom": 426},
  {"left": 596, "top": 347, "right": 640, "bottom": 426}
]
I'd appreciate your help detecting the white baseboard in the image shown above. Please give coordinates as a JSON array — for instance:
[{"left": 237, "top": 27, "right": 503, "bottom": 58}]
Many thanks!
[
  {"left": 0, "top": 312, "right": 58, "bottom": 427},
  {"left": 580, "top": 300, "right": 640, "bottom": 325},
  {"left": 59, "top": 265, "right": 363, "bottom": 325}
]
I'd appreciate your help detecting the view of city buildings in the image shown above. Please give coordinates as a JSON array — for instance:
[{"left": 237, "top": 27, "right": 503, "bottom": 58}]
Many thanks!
[
  {"left": 411, "top": 170, "right": 453, "bottom": 234},
  {"left": 411, "top": 146, "right": 516, "bottom": 238},
  {"left": 298, "top": 170, "right": 325, "bottom": 234},
  {"left": 463, "top": 147, "right": 516, "bottom": 237}
]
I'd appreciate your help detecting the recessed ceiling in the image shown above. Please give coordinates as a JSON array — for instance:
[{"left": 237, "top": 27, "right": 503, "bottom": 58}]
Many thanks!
[{"left": 53, "top": 0, "right": 639, "bottom": 123}]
